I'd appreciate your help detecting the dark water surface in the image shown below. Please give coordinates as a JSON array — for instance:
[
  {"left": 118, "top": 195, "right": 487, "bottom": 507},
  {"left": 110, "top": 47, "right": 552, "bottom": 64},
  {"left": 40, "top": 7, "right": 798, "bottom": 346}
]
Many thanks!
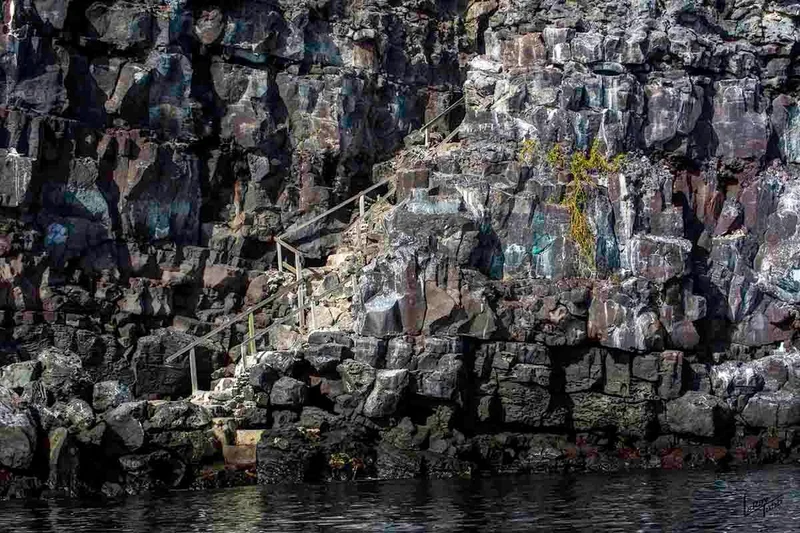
[{"left": 2, "top": 466, "right": 800, "bottom": 532}]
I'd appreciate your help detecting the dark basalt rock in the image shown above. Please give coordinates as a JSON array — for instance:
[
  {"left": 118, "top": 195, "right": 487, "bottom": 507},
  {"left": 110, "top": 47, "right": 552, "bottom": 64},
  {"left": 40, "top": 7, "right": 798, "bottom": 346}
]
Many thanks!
[
  {"left": 0, "top": 390, "right": 37, "bottom": 470},
  {"left": 269, "top": 377, "right": 307, "bottom": 408},
  {"left": 92, "top": 381, "right": 133, "bottom": 413},
  {"left": 3, "top": 0, "right": 800, "bottom": 500}
]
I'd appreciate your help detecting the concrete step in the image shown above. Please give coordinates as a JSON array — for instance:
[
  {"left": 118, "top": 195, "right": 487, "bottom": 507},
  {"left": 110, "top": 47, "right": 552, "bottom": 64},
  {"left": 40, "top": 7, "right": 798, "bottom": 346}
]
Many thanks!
[
  {"left": 235, "top": 429, "right": 264, "bottom": 446},
  {"left": 222, "top": 444, "right": 256, "bottom": 469}
]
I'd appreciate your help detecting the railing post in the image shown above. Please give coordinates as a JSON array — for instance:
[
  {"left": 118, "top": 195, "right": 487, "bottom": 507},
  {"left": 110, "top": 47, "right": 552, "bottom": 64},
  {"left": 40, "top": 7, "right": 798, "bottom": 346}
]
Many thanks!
[
  {"left": 240, "top": 343, "right": 247, "bottom": 371},
  {"left": 310, "top": 292, "right": 316, "bottom": 331},
  {"left": 294, "top": 253, "right": 302, "bottom": 282},
  {"left": 277, "top": 240, "right": 283, "bottom": 272},
  {"left": 189, "top": 347, "right": 198, "bottom": 395},
  {"left": 358, "top": 194, "right": 366, "bottom": 249},
  {"left": 424, "top": 127, "right": 429, "bottom": 147},
  {"left": 248, "top": 312, "right": 256, "bottom": 357},
  {"left": 297, "top": 284, "right": 306, "bottom": 331},
  {"left": 356, "top": 214, "right": 362, "bottom": 250}
]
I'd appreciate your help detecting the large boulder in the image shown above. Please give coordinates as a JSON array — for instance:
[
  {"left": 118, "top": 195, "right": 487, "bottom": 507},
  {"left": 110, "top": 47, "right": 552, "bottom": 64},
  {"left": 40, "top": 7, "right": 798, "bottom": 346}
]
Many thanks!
[
  {"left": 363, "top": 370, "right": 410, "bottom": 418},
  {"left": 0, "top": 361, "right": 41, "bottom": 391},
  {"left": 249, "top": 363, "right": 280, "bottom": 393},
  {"left": 571, "top": 393, "right": 656, "bottom": 438},
  {"left": 337, "top": 360, "right": 377, "bottom": 396},
  {"left": 417, "top": 354, "right": 462, "bottom": 400},
  {"left": 93, "top": 381, "right": 133, "bottom": 412},
  {"left": 146, "top": 401, "right": 212, "bottom": 432},
  {"left": 498, "top": 382, "right": 551, "bottom": 426},
  {"left": 37, "top": 347, "right": 92, "bottom": 401},
  {"left": 741, "top": 391, "right": 800, "bottom": 428},
  {"left": 564, "top": 348, "right": 605, "bottom": 392},
  {"left": 39, "top": 399, "right": 95, "bottom": 433},
  {"left": 588, "top": 285, "right": 665, "bottom": 353},
  {"left": 0, "top": 394, "right": 37, "bottom": 470},
  {"left": 623, "top": 235, "right": 691, "bottom": 283},
  {"left": 269, "top": 377, "right": 308, "bottom": 408},
  {"left": 664, "top": 391, "right": 733, "bottom": 439},
  {"left": 103, "top": 402, "right": 147, "bottom": 452}
]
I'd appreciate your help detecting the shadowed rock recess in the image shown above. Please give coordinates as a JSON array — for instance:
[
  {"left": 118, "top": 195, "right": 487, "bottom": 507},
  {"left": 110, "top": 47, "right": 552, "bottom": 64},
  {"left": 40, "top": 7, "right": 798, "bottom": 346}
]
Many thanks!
[{"left": 1, "top": 0, "right": 800, "bottom": 499}]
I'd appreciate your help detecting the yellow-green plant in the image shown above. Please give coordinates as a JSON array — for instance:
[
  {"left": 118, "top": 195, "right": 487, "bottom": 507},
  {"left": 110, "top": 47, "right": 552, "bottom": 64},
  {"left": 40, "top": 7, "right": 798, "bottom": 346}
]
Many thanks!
[
  {"left": 546, "top": 143, "right": 566, "bottom": 169},
  {"left": 329, "top": 452, "right": 350, "bottom": 470},
  {"left": 517, "top": 138, "right": 538, "bottom": 166},
  {"left": 556, "top": 141, "right": 624, "bottom": 272}
]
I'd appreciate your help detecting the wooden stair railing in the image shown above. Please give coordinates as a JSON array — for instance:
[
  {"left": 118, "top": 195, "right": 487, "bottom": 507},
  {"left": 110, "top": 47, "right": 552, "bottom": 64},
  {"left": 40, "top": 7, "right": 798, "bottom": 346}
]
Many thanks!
[{"left": 165, "top": 94, "right": 468, "bottom": 394}]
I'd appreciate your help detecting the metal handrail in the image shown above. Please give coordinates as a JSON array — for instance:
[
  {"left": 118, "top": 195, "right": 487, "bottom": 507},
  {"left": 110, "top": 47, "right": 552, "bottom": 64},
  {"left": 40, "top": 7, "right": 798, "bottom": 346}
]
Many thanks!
[
  {"left": 228, "top": 275, "right": 357, "bottom": 356},
  {"left": 164, "top": 281, "right": 300, "bottom": 364},
  {"left": 277, "top": 178, "right": 393, "bottom": 242},
  {"left": 341, "top": 184, "right": 396, "bottom": 235},
  {"left": 419, "top": 96, "right": 465, "bottom": 133},
  {"left": 165, "top": 93, "right": 468, "bottom": 384},
  {"left": 164, "top": 179, "right": 391, "bottom": 368}
]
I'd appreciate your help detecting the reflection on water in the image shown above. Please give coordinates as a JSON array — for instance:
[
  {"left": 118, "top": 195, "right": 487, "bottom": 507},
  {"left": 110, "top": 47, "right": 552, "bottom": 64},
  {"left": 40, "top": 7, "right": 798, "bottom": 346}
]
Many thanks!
[{"left": 3, "top": 466, "right": 800, "bottom": 532}]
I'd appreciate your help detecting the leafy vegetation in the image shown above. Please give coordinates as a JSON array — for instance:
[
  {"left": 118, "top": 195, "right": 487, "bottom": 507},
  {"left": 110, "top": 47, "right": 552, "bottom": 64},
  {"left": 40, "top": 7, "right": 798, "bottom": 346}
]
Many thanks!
[
  {"left": 517, "top": 137, "right": 624, "bottom": 272},
  {"left": 328, "top": 452, "right": 365, "bottom": 480},
  {"left": 517, "top": 138, "right": 539, "bottom": 166},
  {"left": 562, "top": 142, "right": 623, "bottom": 269}
]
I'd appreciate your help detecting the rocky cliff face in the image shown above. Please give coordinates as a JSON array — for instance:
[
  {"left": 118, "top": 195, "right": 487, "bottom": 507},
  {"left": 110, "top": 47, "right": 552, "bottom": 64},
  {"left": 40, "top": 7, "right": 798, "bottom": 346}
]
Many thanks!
[{"left": 2, "top": 0, "right": 800, "bottom": 498}]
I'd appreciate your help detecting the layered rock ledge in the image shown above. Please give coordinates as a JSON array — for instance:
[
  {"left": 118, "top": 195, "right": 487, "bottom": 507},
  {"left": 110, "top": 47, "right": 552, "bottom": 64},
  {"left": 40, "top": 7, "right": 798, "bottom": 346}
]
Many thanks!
[{"left": 2, "top": 0, "right": 800, "bottom": 498}]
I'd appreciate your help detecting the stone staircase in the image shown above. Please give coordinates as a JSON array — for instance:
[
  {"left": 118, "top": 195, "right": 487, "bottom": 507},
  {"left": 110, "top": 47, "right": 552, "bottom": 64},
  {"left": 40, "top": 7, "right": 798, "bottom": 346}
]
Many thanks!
[
  {"left": 164, "top": 98, "right": 464, "bottom": 470},
  {"left": 178, "top": 231, "right": 371, "bottom": 468}
]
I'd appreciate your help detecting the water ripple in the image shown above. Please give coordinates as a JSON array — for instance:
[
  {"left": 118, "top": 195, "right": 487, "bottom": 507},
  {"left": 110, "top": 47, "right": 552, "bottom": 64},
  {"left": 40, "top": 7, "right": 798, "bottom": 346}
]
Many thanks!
[{"left": 2, "top": 466, "right": 800, "bottom": 532}]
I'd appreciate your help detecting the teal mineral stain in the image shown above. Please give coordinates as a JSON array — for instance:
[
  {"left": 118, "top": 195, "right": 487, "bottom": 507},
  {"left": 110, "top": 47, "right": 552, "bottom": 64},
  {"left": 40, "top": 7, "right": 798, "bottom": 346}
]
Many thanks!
[
  {"left": 341, "top": 82, "right": 354, "bottom": 97},
  {"left": 596, "top": 234, "right": 620, "bottom": 270},
  {"left": 222, "top": 22, "right": 241, "bottom": 46},
  {"left": 70, "top": 189, "right": 108, "bottom": 216},
  {"left": 776, "top": 276, "right": 800, "bottom": 295},
  {"left": 149, "top": 106, "right": 161, "bottom": 125},
  {"left": 157, "top": 54, "right": 171, "bottom": 75},
  {"left": 531, "top": 234, "right": 554, "bottom": 255},
  {"left": 574, "top": 114, "right": 589, "bottom": 151},
  {"left": 530, "top": 210, "right": 553, "bottom": 255},
  {"left": 229, "top": 49, "right": 266, "bottom": 63},
  {"left": 147, "top": 201, "right": 172, "bottom": 240},
  {"left": 168, "top": 1, "right": 185, "bottom": 38},
  {"left": 489, "top": 252, "right": 504, "bottom": 280},
  {"left": 170, "top": 200, "right": 191, "bottom": 216},
  {"left": 587, "top": 84, "right": 602, "bottom": 109},
  {"left": 504, "top": 244, "right": 526, "bottom": 269},
  {"left": 395, "top": 95, "right": 407, "bottom": 120}
]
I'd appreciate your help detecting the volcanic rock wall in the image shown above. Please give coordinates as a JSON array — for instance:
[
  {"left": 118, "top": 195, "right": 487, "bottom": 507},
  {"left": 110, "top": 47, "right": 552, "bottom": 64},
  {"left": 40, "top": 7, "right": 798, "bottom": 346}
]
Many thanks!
[
  {"left": 0, "top": 0, "right": 463, "bottom": 380},
  {"left": 2, "top": 0, "right": 800, "bottom": 498},
  {"left": 335, "top": 0, "right": 800, "bottom": 481}
]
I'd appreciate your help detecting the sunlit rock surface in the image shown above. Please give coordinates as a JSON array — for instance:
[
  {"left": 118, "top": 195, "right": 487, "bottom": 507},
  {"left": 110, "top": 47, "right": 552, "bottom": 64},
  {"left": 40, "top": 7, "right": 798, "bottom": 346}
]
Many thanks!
[{"left": 2, "top": 0, "right": 800, "bottom": 498}]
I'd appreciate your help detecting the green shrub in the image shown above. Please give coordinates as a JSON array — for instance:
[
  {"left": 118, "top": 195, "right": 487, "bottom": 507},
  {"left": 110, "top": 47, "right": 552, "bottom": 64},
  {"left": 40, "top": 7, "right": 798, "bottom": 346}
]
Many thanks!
[{"left": 554, "top": 141, "right": 624, "bottom": 272}]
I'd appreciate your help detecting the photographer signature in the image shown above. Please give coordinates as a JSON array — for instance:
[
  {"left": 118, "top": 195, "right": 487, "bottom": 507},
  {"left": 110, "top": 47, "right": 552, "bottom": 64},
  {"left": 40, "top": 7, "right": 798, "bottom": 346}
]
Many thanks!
[{"left": 742, "top": 488, "right": 800, "bottom": 518}]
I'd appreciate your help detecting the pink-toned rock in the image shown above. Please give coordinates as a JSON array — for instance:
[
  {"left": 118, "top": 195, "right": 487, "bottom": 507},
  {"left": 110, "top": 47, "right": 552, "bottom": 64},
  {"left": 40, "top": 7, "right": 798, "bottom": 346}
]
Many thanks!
[
  {"left": 203, "top": 265, "right": 244, "bottom": 291},
  {"left": 501, "top": 33, "right": 546, "bottom": 68}
]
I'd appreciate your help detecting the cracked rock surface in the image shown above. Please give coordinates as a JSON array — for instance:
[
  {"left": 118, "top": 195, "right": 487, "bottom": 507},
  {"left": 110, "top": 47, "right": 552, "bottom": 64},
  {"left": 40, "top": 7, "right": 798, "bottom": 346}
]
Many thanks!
[{"left": 2, "top": 0, "right": 800, "bottom": 498}]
